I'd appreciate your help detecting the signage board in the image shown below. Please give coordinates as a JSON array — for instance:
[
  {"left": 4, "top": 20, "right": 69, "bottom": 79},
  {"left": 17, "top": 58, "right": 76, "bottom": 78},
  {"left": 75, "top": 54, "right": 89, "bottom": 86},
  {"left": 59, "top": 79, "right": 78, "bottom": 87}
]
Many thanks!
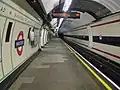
[
  {"left": 15, "top": 31, "right": 24, "bottom": 56},
  {"left": 52, "top": 12, "right": 80, "bottom": 19}
]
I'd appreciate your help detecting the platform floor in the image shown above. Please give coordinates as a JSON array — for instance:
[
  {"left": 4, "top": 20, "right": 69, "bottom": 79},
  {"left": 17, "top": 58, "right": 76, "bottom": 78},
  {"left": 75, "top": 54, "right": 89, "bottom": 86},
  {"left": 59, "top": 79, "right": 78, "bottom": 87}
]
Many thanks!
[{"left": 9, "top": 38, "right": 101, "bottom": 90}]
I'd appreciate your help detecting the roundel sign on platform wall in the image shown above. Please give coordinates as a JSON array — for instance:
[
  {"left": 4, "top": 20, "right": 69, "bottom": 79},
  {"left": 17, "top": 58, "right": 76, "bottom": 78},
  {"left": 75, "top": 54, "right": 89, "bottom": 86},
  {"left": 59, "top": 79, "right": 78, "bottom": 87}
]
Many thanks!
[{"left": 15, "top": 31, "right": 24, "bottom": 56}]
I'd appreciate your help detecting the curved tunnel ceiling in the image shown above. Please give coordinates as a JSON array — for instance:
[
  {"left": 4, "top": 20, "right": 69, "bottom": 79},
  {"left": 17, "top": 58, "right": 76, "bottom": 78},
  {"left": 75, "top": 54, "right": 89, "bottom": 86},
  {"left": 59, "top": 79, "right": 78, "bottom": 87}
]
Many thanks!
[
  {"left": 92, "top": 0, "right": 120, "bottom": 13},
  {"left": 69, "top": 0, "right": 111, "bottom": 19},
  {"left": 41, "top": 0, "right": 120, "bottom": 15},
  {"left": 50, "top": 0, "right": 112, "bottom": 31},
  {"left": 40, "top": 0, "right": 120, "bottom": 31},
  {"left": 41, "top": 0, "right": 65, "bottom": 14},
  {"left": 59, "top": 0, "right": 120, "bottom": 33}
]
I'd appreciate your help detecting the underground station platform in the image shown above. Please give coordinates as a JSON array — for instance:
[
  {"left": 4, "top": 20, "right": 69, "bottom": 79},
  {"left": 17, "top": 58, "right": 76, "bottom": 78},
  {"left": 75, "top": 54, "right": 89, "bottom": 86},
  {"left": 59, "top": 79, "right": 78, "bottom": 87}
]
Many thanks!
[{"left": 8, "top": 38, "right": 115, "bottom": 90}]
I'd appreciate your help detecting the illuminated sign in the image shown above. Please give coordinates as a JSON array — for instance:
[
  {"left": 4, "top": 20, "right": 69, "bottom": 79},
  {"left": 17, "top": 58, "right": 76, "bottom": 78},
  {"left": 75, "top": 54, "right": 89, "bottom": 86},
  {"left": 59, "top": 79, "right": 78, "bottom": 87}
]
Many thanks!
[{"left": 52, "top": 12, "right": 80, "bottom": 19}]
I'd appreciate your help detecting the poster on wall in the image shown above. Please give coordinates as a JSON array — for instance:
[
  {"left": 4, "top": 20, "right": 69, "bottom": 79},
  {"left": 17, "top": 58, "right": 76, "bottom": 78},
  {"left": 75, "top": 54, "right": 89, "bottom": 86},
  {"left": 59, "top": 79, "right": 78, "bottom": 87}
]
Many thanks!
[
  {"left": 34, "top": 28, "right": 40, "bottom": 46},
  {"left": 28, "top": 27, "right": 40, "bottom": 47},
  {"left": 28, "top": 27, "right": 35, "bottom": 47}
]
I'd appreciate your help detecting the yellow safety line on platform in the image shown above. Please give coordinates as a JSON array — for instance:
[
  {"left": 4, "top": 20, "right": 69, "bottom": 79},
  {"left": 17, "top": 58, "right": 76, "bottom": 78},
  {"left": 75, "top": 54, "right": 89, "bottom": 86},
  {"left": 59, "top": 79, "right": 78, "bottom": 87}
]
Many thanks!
[{"left": 64, "top": 42, "right": 112, "bottom": 90}]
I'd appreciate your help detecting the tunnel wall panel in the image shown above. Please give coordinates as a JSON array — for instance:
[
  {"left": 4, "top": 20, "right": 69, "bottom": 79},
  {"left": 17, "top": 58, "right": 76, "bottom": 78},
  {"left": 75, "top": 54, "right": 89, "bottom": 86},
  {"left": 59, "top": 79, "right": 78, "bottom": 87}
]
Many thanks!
[
  {"left": 2, "top": 19, "right": 15, "bottom": 76},
  {"left": 0, "top": 16, "right": 6, "bottom": 80},
  {"left": 0, "top": 1, "right": 49, "bottom": 84},
  {"left": 64, "top": 13, "right": 120, "bottom": 64}
]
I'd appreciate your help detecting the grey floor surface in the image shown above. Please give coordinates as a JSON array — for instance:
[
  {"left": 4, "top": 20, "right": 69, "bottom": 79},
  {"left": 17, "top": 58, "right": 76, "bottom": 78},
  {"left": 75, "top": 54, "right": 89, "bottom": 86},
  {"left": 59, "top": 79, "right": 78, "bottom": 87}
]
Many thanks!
[{"left": 9, "top": 38, "right": 101, "bottom": 90}]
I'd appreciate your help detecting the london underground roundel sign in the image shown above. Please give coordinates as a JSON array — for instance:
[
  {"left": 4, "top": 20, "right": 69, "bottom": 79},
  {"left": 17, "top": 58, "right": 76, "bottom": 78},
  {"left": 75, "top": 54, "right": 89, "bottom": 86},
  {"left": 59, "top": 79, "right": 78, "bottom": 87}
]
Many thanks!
[{"left": 15, "top": 31, "right": 24, "bottom": 56}]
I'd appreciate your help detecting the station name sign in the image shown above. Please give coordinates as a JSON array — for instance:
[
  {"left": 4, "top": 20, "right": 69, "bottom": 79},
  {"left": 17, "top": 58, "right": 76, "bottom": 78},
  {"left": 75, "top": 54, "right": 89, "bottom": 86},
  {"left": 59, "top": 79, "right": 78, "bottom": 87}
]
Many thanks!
[{"left": 52, "top": 12, "right": 81, "bottom": 19}]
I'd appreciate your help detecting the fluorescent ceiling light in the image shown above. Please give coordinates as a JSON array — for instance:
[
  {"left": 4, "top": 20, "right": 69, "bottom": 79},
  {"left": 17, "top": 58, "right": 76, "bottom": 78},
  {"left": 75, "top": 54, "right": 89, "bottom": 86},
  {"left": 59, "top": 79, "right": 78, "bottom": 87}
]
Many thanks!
[
  {"left": 63, "top": 0, "right": 72, "bottom": 12},
  {"left": 57, "top": 0, "right": 72, "bottom": 30},
  {"left": 58, "top": 18, "right": 64, "bottom": 28}
]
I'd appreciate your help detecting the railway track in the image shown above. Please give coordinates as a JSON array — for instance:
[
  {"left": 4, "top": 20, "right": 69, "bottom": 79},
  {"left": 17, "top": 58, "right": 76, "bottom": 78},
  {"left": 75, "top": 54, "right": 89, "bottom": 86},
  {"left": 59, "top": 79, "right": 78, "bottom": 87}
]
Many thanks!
[{"left": 64, "top": 38, "right": 120, "bottom": 88}]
